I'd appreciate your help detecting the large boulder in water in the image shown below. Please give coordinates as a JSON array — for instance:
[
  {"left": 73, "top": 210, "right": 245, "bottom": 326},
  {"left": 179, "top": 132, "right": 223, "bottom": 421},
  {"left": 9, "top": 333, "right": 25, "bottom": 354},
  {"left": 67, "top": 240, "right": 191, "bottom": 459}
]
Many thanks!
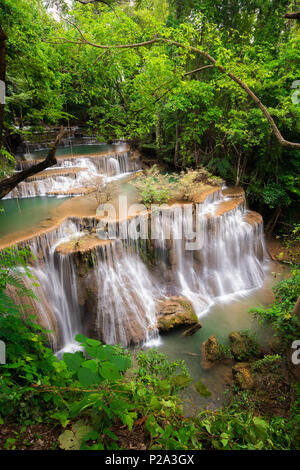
[{"left": 156, "top": 297, "right": 200, "bottom": 332}]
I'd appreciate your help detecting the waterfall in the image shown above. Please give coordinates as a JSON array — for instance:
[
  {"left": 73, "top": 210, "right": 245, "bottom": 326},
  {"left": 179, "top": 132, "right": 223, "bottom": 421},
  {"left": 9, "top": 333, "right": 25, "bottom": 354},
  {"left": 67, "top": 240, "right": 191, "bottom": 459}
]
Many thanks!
[
  {"left": 93, "top": 240, "right": 159, "bottom": 346},
  {"left": 27, "top": 220, "right": 83, "bottom": 354},
  {"left": 10, "top": 187, "right": 268, "bottom": 353},
  {"left": 6, "top": 151, "right": 134, "bottom": 198},
  {"left": 151, "top": 196, "right": 267, "bottom": 317},
  {"left": 107, "top": 157, "right": 121, "bottom": 176}
]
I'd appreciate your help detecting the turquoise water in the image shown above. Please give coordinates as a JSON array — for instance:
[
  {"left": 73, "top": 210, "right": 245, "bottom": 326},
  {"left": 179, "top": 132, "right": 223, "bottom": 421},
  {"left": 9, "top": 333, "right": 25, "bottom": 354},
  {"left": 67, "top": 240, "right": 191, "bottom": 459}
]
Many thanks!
[
  {"left": 0, "top": 196, "right": 69, "bottom": 238},
  {"left": 146, "top": 261, "right": 291, "bottom": 413},
  {"left": 23, "top": 143, "right": 128, "bottom": 160}
]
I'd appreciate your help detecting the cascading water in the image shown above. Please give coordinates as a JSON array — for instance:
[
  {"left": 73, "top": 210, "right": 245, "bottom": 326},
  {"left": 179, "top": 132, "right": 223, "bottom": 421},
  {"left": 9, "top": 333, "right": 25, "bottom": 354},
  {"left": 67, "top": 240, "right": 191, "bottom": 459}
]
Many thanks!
[
  {"left": 151, "top": 196, "right": 267, "bottom": 317},
  {"left": 27, "top": 220, "right": 83, "bottom": 354},
  {"left": 107, "top": 158, "right": 121, "bottom": 176},
  {"left": 6, "top": 151, "right": 133, "bottom": 198},
  {"left": 93, "top": 240, "right": 159, "bottom": 346},
  {"left": 8, "top": 159, "right": 268, "bottom": 354}
]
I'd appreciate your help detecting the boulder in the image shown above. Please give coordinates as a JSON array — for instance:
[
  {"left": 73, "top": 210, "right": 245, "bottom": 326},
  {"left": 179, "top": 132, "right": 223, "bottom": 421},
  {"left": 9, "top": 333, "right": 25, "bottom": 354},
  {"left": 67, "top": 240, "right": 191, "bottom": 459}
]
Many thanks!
[
  {"left": 202, "top": 335, "right": 223, "bottom": 363},
  {"left": 181, "top": 323, "right": 202, "bottom": 337},
  {"left": 232, "top": 363, "right": 254, "bottom": 390},
  {"left": 156, "top": 297, "right": 200, "bottom": 332},
  {"left": 229, "top": 331, "right": 258, "bottom": 361}
]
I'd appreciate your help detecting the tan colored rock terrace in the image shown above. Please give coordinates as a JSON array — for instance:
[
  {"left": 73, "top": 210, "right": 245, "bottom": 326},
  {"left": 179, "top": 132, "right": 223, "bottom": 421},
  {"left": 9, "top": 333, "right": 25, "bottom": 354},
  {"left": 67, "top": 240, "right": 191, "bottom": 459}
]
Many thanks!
[
  {"left": 55, "top": 234, "right": 111, "bottom": 255},
  {"left": 213, "top": 196, "right": 245, "bottom": 217},
  {"left": 27, "top": 167, "right": 88, "bottom": 181},
  {"left": 222, "top": 186, "right": 245, "bottom": 198},
  {"left": 244, "top": 211, "right": 263, "bottom": 227}
]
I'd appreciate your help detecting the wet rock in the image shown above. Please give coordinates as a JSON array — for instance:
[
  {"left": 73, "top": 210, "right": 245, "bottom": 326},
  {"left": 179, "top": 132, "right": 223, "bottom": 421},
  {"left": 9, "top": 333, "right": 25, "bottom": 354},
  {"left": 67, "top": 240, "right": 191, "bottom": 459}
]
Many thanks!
[
  {"left": 195, "top": 380, "right": 211, "bottom": 398},
  {"left": 156, "top": 297, "right": 200, "bottom": 332},
  {"left": 202, "top": 335, "right": 224, "bottom": 363},
  {"left": 229, "top": 331, "right": 258, "bottom": 361},
  {"left": 181, "top": 323, "right": 202, "bottom": 337},
  {"left": 232, "top": 363, "right": 254, "bottom": 390}
]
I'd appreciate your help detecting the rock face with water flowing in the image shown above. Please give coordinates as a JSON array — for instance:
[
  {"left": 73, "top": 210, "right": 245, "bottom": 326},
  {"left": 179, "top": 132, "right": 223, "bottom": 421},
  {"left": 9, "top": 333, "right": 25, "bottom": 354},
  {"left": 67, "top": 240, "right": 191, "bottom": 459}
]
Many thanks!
[{"left": 8, "top": 149, "right": 268, "bottom": 355}]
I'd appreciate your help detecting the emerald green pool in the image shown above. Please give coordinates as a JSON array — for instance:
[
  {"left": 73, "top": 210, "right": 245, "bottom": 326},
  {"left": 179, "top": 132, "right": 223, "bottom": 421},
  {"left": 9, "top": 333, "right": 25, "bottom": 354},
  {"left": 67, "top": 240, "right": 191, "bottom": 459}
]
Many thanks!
[{"left": 0, "top": 196, "right": 69, "bottom": 239}]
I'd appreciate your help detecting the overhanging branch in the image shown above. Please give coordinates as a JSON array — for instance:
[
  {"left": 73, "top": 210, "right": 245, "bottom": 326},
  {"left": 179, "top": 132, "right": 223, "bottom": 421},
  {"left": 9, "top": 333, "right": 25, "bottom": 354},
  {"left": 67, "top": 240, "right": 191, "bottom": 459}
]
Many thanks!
[
  {"left": 284, "top": 12, "right": 300, "bottom": 19},
  {"left": 0, "top": 127, "right": 66, "bottom": 200},
  {"left": 47, "top": 28, "right": 300, "bottom": 150}
]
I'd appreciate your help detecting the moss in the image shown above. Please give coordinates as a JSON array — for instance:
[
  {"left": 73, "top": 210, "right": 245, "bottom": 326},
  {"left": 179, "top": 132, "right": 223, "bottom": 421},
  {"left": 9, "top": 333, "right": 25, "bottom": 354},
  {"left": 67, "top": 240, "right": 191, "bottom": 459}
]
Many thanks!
[
  {"left": 195, "top": 381, "right": 212, "bottom": 398},
  {"left": 177, "top": 300, "right": 199, "bottom": 323}
]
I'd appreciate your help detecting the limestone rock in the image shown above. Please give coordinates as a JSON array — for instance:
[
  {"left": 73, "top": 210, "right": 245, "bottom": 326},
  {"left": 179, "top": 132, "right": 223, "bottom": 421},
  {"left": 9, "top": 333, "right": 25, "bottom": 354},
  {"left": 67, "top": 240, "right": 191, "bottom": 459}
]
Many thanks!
[
  {"left": 181, "top": 323, "right": 202, "bottom": 337},
  {"left": 156, "top": 297, "right": 200, "bottom": 332},
  {"left": 229, "top": 331, "right": 257, "bottom": 361},
  {"left": 232, "top": 363, "right": 254, "bottom": 390},
  {"left": 202, "top": 335, "right": 223, "bottom": 363}
]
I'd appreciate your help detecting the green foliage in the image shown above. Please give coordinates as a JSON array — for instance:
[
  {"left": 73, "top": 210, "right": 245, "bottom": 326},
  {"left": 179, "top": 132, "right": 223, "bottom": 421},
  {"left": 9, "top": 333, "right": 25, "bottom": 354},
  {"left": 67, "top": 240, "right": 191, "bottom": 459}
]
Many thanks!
[
  {"left": 0, "top": 312, "right": 73, "bottom": 420},
  {"left": 250, "top": 267, "right": 300, "bottom": 343},
  {"left": 252, "top": 355, "right": 281, "bottom": 372},
  {"left": 132, "top": 164, "right": 222, "bottom": 206},
  {"left": 0, "top": 247, "right": 37, "bottom": 315}
]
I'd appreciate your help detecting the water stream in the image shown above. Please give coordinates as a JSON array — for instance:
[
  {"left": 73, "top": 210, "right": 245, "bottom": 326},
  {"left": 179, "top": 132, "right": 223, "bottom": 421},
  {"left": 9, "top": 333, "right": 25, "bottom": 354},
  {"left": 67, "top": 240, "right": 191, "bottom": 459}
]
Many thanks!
[{"left": 1, "top": 143, "right": 287, "bottom": 408}]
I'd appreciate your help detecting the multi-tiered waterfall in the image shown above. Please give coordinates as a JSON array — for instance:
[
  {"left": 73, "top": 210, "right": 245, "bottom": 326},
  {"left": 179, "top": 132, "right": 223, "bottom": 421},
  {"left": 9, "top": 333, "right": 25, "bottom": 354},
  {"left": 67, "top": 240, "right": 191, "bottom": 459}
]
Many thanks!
[
  {"left": 6, "top": 151, "right": 135, "bottom": 198},
  {"left": 12, "top": 188, "right": 267, "bottom": 355},
  {"left": 4, "top": 145, "right": 267, "bottom": 355}
]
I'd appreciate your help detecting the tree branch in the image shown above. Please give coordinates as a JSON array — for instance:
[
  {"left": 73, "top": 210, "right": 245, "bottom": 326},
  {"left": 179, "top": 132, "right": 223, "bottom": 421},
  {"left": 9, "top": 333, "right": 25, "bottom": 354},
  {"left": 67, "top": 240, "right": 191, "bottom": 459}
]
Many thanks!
[
  {"left": 284, "top": 12, "right": 300, "bottom": 19},
  {"left": 75, "top": 0, "right": 111, "bottom": 5},
  {"left": 48, "top": 30, "right": 300, "bottom": 150},
  {"left": 0, "top": 126, "right": 66, "bottom": 200},
  {"left": 184, "top": 64, "right": 215, "bottom": 77}
]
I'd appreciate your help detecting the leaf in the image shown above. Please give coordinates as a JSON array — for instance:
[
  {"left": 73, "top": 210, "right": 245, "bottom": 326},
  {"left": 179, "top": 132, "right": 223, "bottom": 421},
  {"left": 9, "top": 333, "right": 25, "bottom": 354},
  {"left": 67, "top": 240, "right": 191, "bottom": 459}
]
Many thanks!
[
  {"left": 145, "top": 414, "right": 163, "bottom": 437},
  {"left": 52, "top": 411, "right": 69, "bottom": 427},
  {"left": 63, "top": 351, "right": 84, "bottom": 372},
  {"left": 78, "top": 367, "right": 101, "bottom": 386},
  {"left": 72, "top": 420, "right": 94, "bottom": 441},
  {"left": 99, "top": 361, "right": 120, "bottom": 381},
  {"left": 75, "top": 333, "right": 88, "bottom": 344},
  {"left": 110, "top": 355, "right": 132, "bottom": 372},
  {"left": 58, "top": 430, "right": 81, "bottom": 450}
]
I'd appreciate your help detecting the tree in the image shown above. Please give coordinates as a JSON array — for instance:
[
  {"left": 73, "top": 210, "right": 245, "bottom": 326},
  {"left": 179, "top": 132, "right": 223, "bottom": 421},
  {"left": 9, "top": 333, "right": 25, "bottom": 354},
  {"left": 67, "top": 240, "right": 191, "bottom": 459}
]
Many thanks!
[{"left": 50, "top": 27, "right": 300, "bottom": 150}]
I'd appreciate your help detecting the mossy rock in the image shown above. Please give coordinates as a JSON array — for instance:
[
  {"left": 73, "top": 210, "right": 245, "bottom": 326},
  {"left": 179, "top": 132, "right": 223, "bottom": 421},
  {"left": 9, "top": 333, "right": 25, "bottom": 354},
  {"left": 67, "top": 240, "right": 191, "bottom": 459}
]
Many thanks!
[
  {"left": 202, "top": 335, "right": 224, "bottom": 363},
  {"left": 195, "top": 380, "right": 211, "bottom": 398},
  {"left": 171, "top": 374, "right": 193, "bottom": 389},
  {"left": 229, "top": 331, "right": 259, "bottom": 361},
  {"left": 232, "top": 363, "right": 254, "bottom": 390},
  {"left": 156, "top": 297, "right": 200, "bottom": 332}
]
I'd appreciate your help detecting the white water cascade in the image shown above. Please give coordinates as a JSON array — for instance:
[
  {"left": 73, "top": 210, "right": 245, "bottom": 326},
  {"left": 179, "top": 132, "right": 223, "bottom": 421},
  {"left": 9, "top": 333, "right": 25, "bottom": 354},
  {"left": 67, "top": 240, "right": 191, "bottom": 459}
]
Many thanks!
[
  {"left": 26, "top": 221, "right": 83, "bottom": 354},
  {"left": 6, "top": 151, "right": 134, "bottom": 198},
  {"left": 13, "top": 187, "right": 267, "bottom": 354},
  {"left": 93, "top": 241, "right": 160, "bottom": 346}
]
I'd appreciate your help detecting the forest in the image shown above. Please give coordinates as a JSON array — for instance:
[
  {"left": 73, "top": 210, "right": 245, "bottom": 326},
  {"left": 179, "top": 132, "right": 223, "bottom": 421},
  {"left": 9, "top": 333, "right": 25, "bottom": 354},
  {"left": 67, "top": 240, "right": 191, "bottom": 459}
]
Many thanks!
[{"left": 0, "top": 0, "right": 299, "bottom": 454}]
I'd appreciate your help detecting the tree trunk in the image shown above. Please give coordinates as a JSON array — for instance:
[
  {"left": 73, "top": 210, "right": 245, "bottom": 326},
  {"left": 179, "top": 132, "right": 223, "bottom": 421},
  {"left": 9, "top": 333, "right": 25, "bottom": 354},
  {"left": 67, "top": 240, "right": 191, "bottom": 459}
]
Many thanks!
[
  {"left": 0, "top": 126, "right": 66, "bottom": 199},
  {"left": 265, "top": 207, "right": 282, "bottom": 234},
  {"left": 284, "top": 12, "right": 300, "bottom": 19},
  {"left": 174, "top": 122, "right": 180, "bottom": 167}
]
